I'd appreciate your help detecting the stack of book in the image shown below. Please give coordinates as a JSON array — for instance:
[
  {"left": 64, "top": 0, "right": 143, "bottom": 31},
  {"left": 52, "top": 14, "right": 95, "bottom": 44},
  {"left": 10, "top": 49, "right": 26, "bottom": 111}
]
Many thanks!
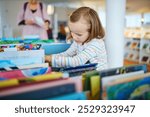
[{"left": 82, "top": 64, "right": 150, "bottom": 100}]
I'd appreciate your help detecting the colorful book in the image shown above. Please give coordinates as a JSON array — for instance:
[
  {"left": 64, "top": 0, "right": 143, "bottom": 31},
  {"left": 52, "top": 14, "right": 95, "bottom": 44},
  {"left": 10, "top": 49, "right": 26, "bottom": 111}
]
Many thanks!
[
  {"left": 90, "top": 75, "right": 100, "bottom": 99},
  {"left": 0, "top": 63, "right": 49, "bottom": 72},
  {"left": 53, "top": 63, "right": 97, "bottom": 77},
  {"left": 102, "top": 70, "right": 144, "bottom": 88},
  {"left": 0, "top": 67, "right": 51, "bottom": 80},
  {"left": 0, "top": 77, "right": 82, "bottom": 99},
  {"left": 42, "top": 43, "right": 71, "bottom": 55},
  {"left": 0, "top": 83, "right": 76, "bottom": 100},
  {"left": 0, "top": 50, "right": 44, "bottom": 68},
  {"left": 106, "top": 73, "right": 150, "bottom": 100},
  {"left": 0, "top": 58, "right": 43, "bottom": 68},
  {"left": 0, "top": 72, "right": 65, "bottom": 88},
  {"left": 100, "top": 64, "right": 147, "bottom": 77},
  {"left": 82, "top": 70, "right": 99, "bottom": 91},
  {"left": 0, "top": 44, "right": 41, "bottom": 51}
]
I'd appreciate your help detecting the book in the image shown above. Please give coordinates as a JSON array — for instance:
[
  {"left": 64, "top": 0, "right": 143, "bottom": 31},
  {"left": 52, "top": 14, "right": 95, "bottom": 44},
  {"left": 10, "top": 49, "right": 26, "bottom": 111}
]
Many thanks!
[
  {"left": 53, "top": 63, "right": 97, "bottom": 77},
  {"left": 0, "top": 58, "right": 43, "bottom": 68},
  {"left": 0, "top": 72, "right": 65, "bottom": 88},
  {"left": 90, "top": 75, "right": 100, "bottom": 99},
  {"left": 0, "top": 50, "right": 44, "bottom": 68},
  {"left": 99, "top": 64, "right": 147, "bottom": 77},
  {"left": 102, "top": 70, "right": 144, "bottom": 88},
  {"left": 0, "top": 77, "right": 82, "bottom": 99},
  {"left": 0, "top": 67, "right": 51, "bottom": 80},
  {"left": 0, "top": 83, "right": 76, "bottom": 100},
  {"left": 105, "top": 73, "right": 150, "bottom": 100},
  {"left": 35, "top": 16, "right": 44, "bottom": 27},
  {"left": 0, "top": 63, "right": 49, "bottom": 72},
  {"left": 0, "top": 44, "right": 42, "bottom": 51},
  {"left": 41, "top": 43, "right": 71, "bottom": 55},
  {"left": 82, "top": 70, "right": 99, "bottom": 91}
]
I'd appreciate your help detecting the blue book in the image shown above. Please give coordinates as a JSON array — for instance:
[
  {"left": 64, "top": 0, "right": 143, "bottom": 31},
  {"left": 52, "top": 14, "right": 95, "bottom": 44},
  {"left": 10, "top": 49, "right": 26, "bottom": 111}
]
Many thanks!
[
  {"left": 100, "top": 64, "right": 147, "bottom": 78},
  {"left": 0, "top": 58, "right": 43, "bottom": 68},
  {"left": 106, "top": 76, "right": 150, "bottom": 100},
  {"left": 0, "top": 50, "right": 44, "bottom": 68},
  {"left": 52, "top": 63, "right": 97, "bottom": 77},
  {"left": 48, "top": 92, "right": 87, "bottom": 100},
  {"left": 41, "top": 43, "right": 71, "bottom": 55}
]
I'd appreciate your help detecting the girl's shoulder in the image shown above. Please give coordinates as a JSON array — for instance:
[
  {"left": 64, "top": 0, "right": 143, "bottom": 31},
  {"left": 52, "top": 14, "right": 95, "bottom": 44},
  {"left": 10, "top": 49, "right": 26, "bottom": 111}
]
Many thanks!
[{"left": 88, "top": 38, "right": 105, "bottom": 46}]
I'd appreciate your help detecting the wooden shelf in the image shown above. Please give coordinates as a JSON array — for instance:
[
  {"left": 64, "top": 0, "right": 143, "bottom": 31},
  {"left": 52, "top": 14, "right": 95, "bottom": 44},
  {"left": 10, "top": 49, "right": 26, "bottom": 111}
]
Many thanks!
[{"left": 124, "top": 59, "right": 150, "bottom": 72}]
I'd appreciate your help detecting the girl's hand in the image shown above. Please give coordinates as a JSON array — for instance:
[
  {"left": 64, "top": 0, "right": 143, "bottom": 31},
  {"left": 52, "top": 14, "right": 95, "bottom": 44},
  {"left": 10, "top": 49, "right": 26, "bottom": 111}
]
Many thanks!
[{"left": 45, "top": 55, "right": 52, "bottom": 63}]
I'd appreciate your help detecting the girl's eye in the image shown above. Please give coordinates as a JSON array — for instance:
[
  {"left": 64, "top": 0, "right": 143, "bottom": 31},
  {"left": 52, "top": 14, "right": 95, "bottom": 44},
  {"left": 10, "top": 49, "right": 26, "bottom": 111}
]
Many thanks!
[{"left": 76, "top": 34, "right": 82, "bottom": 36}]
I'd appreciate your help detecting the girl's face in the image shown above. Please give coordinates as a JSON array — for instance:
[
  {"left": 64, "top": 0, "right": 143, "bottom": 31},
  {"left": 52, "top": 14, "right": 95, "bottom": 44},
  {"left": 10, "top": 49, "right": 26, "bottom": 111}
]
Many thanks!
[{"left": 68, "top": 18, "right": 90, "bottom": 44}]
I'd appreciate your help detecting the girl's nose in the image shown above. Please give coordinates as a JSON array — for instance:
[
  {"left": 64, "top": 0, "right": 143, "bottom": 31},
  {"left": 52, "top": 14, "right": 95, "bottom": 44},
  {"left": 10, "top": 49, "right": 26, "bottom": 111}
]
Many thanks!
[{"left": 71, "top": 32, "right": 76, "bottom": 39}]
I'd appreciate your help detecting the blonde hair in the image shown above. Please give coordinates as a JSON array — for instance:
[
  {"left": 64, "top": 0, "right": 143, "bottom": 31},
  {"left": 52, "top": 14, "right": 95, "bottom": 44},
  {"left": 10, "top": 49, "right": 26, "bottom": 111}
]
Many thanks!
[{"left": 67, "top": 7, "right": 105, "bottom": 43}]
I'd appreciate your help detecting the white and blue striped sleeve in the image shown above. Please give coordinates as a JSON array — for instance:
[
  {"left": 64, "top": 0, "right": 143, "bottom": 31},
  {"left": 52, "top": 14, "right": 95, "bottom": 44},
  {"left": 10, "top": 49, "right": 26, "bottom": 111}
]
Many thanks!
[
  {"left": 55, "top": 41, "right": 77, "bottom": 57},
  {"left": 51, "top": 42, "right": 99, "bottom": 67}
]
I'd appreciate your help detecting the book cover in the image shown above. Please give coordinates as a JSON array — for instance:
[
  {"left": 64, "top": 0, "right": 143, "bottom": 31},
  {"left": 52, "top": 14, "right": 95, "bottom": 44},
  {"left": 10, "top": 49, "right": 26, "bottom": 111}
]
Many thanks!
[
  {"left": 0, "top": 63, "right": 49, "bottom": 72},
  {"left": 99, "top": 64, "right": 147, "bottom": 78},
  {"left": 102, "top": 70, "right": 144, "bottom": 88},
  {"left": 82, "top": 70, "right": 99, "bottom": 91},
  {"left": 106, "top": 73, "right": 150, "bottom": 100},
  {"left": 0, "top": 50, "right": 44, "bottom": 67},
  {"left": 41, "top": 43, "right": 71, "bottom": 55},
  {"left": 90, "top": 75, "right": 100, "bottom": 100},
  {"left": 0, "top": 67, "right": 51, "bottom": 80},
  {"left": 0, "top": 72, "right": 64, "bottom": 88}
]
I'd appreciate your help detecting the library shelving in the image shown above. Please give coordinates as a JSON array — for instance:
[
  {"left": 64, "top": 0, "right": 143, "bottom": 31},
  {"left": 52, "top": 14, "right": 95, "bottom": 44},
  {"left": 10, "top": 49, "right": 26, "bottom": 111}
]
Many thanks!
[{"left": 124, "top": 26, "right": 150, "bottom": 72}]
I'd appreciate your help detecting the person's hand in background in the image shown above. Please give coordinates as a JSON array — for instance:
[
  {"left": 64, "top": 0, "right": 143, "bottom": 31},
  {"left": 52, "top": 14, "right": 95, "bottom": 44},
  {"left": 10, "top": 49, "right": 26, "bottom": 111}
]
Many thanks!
[
  {"left": 25, "top": 19, "right": 35, "bottom": 25},
  {"left": 44, "top": 21, "right": 49, "bottom": 30}
]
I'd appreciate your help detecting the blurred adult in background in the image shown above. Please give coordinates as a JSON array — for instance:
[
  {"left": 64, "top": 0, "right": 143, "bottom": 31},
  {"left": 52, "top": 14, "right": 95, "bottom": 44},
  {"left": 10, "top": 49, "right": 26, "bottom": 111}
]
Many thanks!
[
  {"left": 17, "top": 0, "right": 50, "bottom": 39},
  {"left": 45, "top": 21, "right": 53, "bottom": 39},
  {"left": 57, "top": 24, "right": 66, "bottom": 42}
]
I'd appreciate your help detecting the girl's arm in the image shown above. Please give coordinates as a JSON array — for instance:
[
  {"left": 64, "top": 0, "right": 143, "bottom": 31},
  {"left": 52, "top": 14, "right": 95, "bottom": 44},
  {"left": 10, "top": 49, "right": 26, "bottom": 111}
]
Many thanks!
[
  {"left": 51, "top": 41, "right": 104, "bottom": 67},
  {"left": 45, "top": 41, "right": 77, "bottom": 65}
]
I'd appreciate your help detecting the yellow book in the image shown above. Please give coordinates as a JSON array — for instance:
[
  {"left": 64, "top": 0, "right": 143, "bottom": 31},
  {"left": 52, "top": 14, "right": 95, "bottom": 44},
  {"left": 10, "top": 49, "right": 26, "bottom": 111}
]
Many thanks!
[
  {"left": 90, "top": 75, "right": 100, "bottom": 100},
  {"left": 0, "top": 79, "right": 19, "bottom": 88},
  {"left": 31, "top": 72, "right": 63, "bottom": 81},
  {"left": 0, "top": 72, "right": 65, "bottom": 88}
]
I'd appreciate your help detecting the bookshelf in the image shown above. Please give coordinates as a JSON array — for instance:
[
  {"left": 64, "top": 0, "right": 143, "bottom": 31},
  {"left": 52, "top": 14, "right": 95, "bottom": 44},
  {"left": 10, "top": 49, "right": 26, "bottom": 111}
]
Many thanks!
[
  {"left": 124, "top": 26, "right": 150, "bottom": 72},
  {"left": 124, "top": 27, "right": 141, "bottom": 63}
]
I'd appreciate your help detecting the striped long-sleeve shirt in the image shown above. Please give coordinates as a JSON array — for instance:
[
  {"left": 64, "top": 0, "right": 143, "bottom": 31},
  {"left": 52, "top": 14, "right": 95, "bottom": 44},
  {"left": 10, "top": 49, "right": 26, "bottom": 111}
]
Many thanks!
[{"left": 52, "top": 38, "right": 108, "bottom": 71}]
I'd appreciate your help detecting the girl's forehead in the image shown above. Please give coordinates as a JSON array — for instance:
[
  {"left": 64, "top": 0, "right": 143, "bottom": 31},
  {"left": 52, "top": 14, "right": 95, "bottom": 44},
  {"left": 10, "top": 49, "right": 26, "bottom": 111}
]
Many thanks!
[{"left": 68, "top": 19, "right": 90, "bottom": 32}]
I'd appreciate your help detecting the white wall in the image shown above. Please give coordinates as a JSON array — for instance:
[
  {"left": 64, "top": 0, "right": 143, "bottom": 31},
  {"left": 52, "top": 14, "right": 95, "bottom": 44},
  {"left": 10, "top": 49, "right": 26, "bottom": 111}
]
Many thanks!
[{"left": 5, "top": 0, "right": 25, "bottom": 37}]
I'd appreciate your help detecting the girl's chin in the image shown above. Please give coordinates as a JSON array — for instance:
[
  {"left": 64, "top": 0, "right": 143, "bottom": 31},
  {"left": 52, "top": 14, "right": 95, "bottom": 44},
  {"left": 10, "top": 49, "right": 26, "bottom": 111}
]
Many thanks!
[{"left": 75, "top": 41, "right": 82, "bottom": 44}]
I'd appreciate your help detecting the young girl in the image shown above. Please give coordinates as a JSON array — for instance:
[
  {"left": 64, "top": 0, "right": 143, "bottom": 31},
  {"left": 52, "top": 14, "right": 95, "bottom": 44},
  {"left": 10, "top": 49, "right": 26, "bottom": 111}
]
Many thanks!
[{"left": 45, "top": 7, "right": 108, "bottom": 71}]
